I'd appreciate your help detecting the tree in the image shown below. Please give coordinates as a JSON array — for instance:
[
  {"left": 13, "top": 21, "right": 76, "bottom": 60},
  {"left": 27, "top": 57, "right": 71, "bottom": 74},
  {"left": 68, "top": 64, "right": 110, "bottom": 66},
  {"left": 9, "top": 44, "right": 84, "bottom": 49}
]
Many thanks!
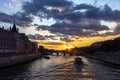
[{"left": 38, "top": 45, "right": 45, "bottom": 56}]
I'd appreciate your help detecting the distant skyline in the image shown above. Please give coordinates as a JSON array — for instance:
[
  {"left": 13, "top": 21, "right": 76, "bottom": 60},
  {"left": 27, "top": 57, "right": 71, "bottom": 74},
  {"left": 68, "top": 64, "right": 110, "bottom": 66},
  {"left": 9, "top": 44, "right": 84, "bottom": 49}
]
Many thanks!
[{"left": 0, "top": 0, "right": 120, "bottom": 50}]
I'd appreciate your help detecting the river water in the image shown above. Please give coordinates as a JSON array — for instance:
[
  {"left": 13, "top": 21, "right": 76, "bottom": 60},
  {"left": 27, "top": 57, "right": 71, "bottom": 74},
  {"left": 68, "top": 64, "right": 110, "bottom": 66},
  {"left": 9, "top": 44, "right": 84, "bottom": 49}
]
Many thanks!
[{"left": 0, "top": 56, "right": 120, "bottom": 80}]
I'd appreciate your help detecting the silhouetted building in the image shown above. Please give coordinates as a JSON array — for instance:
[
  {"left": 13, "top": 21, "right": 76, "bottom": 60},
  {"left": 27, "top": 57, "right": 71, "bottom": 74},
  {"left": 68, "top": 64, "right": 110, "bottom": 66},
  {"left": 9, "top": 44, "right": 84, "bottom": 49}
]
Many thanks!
[
  {"left": 11, "top": 23, "right": 18, "bottom": 33},
  {"left": 91, "top": 42, "right": 103, "bottom": 48},
  {"left": 0, "top": 23, "right": 37, "bottom": 55}
]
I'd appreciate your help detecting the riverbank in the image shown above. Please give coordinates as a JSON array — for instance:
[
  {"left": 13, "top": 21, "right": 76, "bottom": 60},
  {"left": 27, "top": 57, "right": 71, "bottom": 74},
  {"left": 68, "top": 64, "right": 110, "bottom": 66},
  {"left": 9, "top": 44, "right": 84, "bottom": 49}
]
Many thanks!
[
  {"left": 0, "top": 53, "right": 41, "bottom": 68},
  {"left": 82, "top": 52, "right": 120, "bottom": 67}
]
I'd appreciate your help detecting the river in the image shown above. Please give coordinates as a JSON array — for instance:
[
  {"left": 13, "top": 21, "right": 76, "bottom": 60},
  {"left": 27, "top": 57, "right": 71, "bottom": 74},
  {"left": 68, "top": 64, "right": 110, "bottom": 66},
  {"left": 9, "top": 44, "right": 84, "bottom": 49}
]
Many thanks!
[{"left": 0, "top": 56, "right": 120, "bottom": 80}]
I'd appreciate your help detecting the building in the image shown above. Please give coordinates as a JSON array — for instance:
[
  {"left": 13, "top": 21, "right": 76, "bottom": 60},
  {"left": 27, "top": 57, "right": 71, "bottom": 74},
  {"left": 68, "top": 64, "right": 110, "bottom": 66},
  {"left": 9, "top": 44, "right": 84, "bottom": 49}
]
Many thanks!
[
  {"left": 91, "top": 42, "right": 103, "bottom": 48},
  {"left": 0, "top": 23, "right": 37, "bottom": 55}
]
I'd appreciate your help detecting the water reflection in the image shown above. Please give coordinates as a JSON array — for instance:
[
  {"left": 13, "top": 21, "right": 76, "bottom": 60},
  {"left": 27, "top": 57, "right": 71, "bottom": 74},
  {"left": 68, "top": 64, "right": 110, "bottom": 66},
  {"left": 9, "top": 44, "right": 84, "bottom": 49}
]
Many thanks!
[
  {"left": 0, "top": 56, "right": 120, "bottom": 80},
  {"left": 74, "top": 63, "right": 83, "bottom": 72},
  {"left": 0, "top": 62, "right": 30, "bottom": 79}
]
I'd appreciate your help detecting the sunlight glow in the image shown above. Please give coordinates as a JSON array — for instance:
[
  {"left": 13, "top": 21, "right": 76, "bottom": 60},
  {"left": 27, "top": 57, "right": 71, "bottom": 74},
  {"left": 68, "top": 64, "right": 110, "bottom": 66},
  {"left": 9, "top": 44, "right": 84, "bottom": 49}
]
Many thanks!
[{"left": 66, "top": 44, "right": 73, "bottom": 50}]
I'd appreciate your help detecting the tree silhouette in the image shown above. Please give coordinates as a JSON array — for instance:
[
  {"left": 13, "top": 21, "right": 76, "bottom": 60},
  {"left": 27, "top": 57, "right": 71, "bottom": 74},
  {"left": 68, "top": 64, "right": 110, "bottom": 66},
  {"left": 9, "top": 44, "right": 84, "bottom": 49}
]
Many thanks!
[{"left": 38, "top": 45, "right": 45, "bottom": 56}]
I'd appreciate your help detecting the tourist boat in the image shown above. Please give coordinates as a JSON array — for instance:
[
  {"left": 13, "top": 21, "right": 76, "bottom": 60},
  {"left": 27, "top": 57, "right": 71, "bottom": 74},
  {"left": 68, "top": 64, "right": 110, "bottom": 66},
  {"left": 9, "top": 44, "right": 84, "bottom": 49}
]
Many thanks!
[
  {"left": 74, "top": 57, "right": 83, "bottom": 65},
  {"left": 43, "top": 55, "right": 50, "bottom": 59}
]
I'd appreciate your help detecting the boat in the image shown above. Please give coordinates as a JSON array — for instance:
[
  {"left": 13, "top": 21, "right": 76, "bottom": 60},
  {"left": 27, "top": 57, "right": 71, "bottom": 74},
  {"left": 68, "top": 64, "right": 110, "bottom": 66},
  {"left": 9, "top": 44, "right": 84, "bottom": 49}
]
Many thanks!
[
  {"left": 43, "top": 55, "right": 50, "bottom": 59},
  {"left": 74, "top": 57, "right": 83, "bottom": 65}
]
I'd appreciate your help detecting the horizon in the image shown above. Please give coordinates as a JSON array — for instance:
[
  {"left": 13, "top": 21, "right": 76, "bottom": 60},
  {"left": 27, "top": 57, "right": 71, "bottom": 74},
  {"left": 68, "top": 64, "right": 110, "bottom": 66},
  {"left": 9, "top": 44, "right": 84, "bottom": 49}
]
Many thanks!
[{"left": 0, "top": 0, "right": 120, "bottom": 50}]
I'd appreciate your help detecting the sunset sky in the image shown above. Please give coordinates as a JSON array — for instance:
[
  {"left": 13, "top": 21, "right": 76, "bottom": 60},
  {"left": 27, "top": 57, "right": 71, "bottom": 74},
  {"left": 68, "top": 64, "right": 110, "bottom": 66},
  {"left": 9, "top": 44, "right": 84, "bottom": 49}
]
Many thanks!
[{"left": 0, "top": 0, "right": 120, "bottom": 50}]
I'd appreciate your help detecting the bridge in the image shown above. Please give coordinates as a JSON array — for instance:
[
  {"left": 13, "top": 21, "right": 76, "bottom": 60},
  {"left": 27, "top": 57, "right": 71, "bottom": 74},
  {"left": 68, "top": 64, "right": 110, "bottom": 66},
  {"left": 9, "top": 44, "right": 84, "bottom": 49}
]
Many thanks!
[
  {"left": 49, "top": 51, "right": 74, "bottom": 56},
  {"left": 50, "top": 52, "right": 66, "bottom": 56}
]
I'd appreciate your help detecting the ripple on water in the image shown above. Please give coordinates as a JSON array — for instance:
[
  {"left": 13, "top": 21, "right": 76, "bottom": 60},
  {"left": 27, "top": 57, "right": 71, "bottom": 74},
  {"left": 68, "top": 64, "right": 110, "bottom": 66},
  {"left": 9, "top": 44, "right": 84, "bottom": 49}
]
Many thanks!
[{"left": 0, "top": 56, "right": 120, "bottom": 80}]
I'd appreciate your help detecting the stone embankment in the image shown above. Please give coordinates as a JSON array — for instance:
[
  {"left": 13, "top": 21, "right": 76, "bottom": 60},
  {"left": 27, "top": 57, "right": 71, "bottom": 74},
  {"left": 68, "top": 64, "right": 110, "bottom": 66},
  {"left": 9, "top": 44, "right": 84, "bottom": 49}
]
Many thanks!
[
  {"left": 0, "top": 53, "right": 41, "bottom": 67},
  {"left": 83, "top": 52, "right": 120, "bottom": 66}
]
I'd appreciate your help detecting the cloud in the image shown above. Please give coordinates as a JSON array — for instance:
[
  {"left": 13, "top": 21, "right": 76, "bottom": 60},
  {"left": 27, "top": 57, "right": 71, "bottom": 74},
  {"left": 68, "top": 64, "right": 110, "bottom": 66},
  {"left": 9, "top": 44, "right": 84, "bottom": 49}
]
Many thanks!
[
  {"left": 27, "top": 32, "right": 75, "bottom": 43},
  {"left": 16, "top": 2, "right": 23, "bottom": 7},
  {"left": 60, "top": 35, "right": 74, "bottom": 42},
  {"left": 74, "top": 4, "right": 120, "bottom": 22},
  {"left": 102, "top": 5, "right": 120, "bottom": 21},
  {"left": 44, "top": 42, "right": 64, "bottom": 45},
  {"left": 5, "top": 0, "right": 23, "bottom": 9},
  {"left": 27, "top": 34, "right": 57, "bottom": 40},
  {"left": 0, "top": 12, "right": 33, "bottom": 26},
  {"left": 37, "top": 19, "right": 109, "bottom": 36},
  {"left": 113, "top": 23, "right": 120, "bottom": 34},
  {"left": 1, "top": 0, "right": 120, "bottom": 37},
  {"left": 11, "top": 0, "right": 23, "bottom": 7},
  {"left": 5, "top": 3, "right": 14, "bottom": 9},
  {"left": 0, "top": 12, "right": 13, "bottom": 23},
  {"left": 13, "top": 12, "right": 33, "bottom": 26},
  {"left": 74, "top": 4, "right": 97, "bottom": 10},
  {"left": 11, "top": 0, "right": 17, "bottom": 3},
  {"left": 21, "top": 1, "right": 120, "bottom": 36},
  {"left": 22, "top": 0, "right": 73, "bottom": 17}
]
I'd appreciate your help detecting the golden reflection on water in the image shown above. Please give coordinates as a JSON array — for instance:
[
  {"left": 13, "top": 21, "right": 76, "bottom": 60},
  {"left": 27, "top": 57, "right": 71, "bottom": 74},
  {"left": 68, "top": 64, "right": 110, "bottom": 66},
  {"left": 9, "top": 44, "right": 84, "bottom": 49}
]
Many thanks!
[
  {"left": 18, "top": 56, "right": 120, "bottom": 80},
  {"left": 48, "top": 56, "right": 95, "bottom": 80}
]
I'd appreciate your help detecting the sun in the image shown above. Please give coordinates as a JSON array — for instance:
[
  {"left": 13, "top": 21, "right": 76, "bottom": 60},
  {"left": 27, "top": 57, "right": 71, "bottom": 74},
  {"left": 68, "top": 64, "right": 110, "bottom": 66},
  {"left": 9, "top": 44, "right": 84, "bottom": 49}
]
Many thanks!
[{"left": 66, "top": 44, "right": 73, "bottom": 50}]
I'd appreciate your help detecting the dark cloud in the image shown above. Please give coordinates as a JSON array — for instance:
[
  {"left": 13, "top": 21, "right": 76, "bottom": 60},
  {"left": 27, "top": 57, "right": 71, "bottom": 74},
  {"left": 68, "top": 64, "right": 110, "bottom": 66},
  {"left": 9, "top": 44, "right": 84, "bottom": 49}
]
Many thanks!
[
  {"left": 37, "top": 19, "right": 109, "bottom": 36},
  {"left": 60, "top": 35, "right": 74, "bottom": 42},
  {"left": 44, "top": 35, "right": 58, "bottom": 40},
  {"left": 56, "top": 11, "right": 84, "bottom": 22},
  {"left": 0, "top": 12, "right": 13, "bottom": 23},
  {"left": 95, "top": 23, "right": 120, "bottom": 36},
  {"left": 27, "top": 34, "right": 57, "bottom": 40},
  {"left": 22, "top": 0, "right": 73, "bottom": 18},
  {"left": 43, "top": 42, "right": 64, "bottom": 45},
  {"left": 113, "top": 23, "right": 120, "bottom": 34},
  {"left": 27, "top": 33, "right": 75, "bottom": 42},
  {"left": 74, "top": 4, "right": 97, "bottom": 10},
  {"left": 21, "top": 1, "right": 120, "bottom": 36},
  {"left": 100, "top": 5, "right": 120, "bottom": 21},
  {"left": 0, "top": 12, "right": 33, "bottom": 26},
  {"left": 1, "top": 0, "right": 120, "bottom": 37},
  {"left": 74, "top": 4, "right": 120, "bottom": 22},
  {"left": 13, "top": 12, "right": 33, "bottom": 26},
  {"left": 28, "top": 34, "right": 45, "bottom": 40}
]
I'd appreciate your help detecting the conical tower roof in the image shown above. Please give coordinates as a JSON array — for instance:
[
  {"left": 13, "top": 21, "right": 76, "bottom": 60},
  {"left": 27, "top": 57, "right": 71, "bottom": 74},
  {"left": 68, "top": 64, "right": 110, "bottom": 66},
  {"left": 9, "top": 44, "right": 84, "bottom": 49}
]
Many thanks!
[{"left": 11, "top": 19, "right": 18, "bottom": 33}]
